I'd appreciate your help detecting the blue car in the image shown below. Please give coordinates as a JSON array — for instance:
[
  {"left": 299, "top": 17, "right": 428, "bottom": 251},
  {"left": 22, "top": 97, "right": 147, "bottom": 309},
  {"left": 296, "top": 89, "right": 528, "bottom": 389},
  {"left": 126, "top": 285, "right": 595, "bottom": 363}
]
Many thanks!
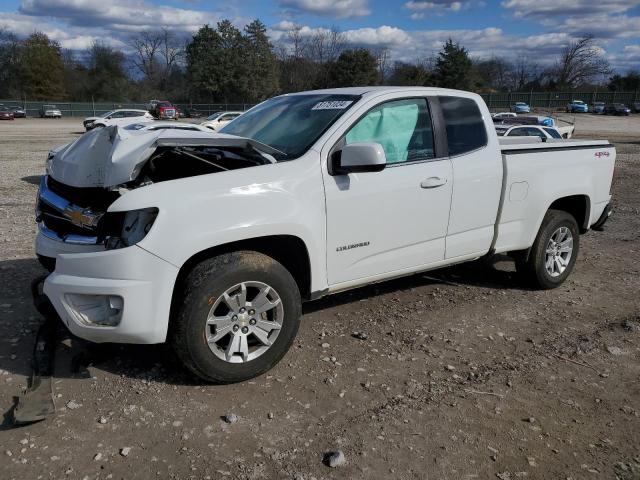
[
  {"left": 511, "top": 102, "right": 531, "bottom": 113},
  {"left": 566, "top": 100, "right": 588, "bottom": 113}
]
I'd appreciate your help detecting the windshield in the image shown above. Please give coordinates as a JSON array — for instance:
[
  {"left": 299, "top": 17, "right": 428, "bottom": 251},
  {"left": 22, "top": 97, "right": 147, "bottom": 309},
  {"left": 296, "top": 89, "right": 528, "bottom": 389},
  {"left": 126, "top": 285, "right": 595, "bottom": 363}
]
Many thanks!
[
  {"left": 100, "top": 110, "right": 115, "bottom": 118},
  {"left": 206, "top": 112, "right": 223, "bottom": 121},
  {"left": 220, "top": 94, "right": 360, "bottom": 159}
]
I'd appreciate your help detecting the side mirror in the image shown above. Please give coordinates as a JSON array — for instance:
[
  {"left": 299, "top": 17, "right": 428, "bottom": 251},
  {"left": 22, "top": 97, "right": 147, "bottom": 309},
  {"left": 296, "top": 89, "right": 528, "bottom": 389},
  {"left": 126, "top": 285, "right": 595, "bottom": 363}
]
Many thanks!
[{"left": 330, "top": 142, "right": 386, "bottom": 175}]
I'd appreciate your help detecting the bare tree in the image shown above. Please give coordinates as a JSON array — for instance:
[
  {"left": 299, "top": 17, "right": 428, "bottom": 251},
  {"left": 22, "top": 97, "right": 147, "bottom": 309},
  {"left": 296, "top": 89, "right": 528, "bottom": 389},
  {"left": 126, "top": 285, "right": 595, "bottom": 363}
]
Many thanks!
[
  {"left": 373, "top": 47, "right": 391, "bottom": 84},
  {"left": 158, "top": 27, "right": 182, "bottom": 79},
  {"left": 287, "top": 24, "right": 308, "bottom": 59},
  {"left": 130, "top": 28, "right": 185, "bottom": 91},
  {"left": 553, "top": 35, "right": 611, "bottom": 88},
  {"left": 130, "top": 31, "right": 162, "bottom": 80},
  {"left": 307, "top": 27, "right": 346, "bottom": 64}
]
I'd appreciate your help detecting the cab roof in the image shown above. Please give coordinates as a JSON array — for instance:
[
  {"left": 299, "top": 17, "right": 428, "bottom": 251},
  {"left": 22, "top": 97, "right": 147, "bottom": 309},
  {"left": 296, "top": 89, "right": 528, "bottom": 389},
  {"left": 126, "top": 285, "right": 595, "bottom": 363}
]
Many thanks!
[{"left": 283, "top": 86, "right": 476, "bottom": 98}]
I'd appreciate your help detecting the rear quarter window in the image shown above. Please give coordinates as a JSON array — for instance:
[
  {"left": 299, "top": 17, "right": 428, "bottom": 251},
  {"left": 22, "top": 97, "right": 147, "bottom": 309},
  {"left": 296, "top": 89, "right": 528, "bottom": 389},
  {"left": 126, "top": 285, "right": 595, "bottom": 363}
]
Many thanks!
[{"left": 439, "top": 96, "right": 487, "bottom": 156}]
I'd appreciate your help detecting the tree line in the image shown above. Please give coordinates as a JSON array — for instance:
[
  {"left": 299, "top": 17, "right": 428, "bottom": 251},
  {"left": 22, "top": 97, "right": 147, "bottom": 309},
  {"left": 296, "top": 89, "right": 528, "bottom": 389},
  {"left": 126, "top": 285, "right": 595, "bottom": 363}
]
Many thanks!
[{"left": 1, "top": 22, "right": 638, "bottom": 103}]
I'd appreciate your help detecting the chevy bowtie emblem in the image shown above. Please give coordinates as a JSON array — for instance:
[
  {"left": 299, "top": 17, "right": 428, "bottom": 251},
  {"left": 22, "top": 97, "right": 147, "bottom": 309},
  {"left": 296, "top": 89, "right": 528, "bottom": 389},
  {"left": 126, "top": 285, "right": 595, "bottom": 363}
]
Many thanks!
[{"left": 63, "top": 205, "right": 101, "bottom": 228}]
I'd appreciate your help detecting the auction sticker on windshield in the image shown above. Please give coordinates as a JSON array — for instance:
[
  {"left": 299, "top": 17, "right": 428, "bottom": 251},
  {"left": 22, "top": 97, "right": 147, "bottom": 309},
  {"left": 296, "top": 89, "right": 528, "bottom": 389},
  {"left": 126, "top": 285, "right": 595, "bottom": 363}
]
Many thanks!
[{"left": 311, "top": 101, "right": 354, "bottom": 110}]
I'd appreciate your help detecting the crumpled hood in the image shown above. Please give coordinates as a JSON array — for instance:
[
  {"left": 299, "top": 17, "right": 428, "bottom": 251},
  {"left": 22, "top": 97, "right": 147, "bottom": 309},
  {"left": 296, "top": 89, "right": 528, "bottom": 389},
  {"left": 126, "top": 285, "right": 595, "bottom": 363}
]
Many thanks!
[{"left": 48, "top": 125, "right": 281, "bottom": 188}]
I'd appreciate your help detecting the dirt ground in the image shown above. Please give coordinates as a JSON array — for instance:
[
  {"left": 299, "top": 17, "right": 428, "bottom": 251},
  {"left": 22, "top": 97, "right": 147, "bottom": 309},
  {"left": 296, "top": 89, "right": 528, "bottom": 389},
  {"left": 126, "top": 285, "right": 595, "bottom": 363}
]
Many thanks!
[{"left": 0, "top": 116, "right": 639, "bottom": 480}]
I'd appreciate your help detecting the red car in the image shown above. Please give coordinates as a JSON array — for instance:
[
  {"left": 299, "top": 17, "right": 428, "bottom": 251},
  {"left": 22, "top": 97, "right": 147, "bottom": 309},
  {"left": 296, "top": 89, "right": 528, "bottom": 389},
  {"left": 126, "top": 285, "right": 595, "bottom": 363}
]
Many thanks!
[{"left": 0, "top": 108, "right": 15, "bottom": 120}]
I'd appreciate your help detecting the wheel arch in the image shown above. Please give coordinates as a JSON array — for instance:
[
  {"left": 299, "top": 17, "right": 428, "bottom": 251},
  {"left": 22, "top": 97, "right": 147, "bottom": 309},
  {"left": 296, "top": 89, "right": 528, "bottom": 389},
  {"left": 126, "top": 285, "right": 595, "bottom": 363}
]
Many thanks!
[
  {"left": 169, "top": 235, "right": 313, "bottom": 323},
  {"left": 510, "top": 194, "right": 591, "bottom": 262},
  {"left": 548, "top": 194, "right": 591, "bottom": 233}
]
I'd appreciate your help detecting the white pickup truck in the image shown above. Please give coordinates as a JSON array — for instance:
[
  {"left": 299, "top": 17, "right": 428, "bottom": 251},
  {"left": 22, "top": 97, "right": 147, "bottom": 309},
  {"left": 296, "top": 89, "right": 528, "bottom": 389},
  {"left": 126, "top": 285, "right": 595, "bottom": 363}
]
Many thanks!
[{"left": 36, "top": 87, "right": 615, "bottom": 383}]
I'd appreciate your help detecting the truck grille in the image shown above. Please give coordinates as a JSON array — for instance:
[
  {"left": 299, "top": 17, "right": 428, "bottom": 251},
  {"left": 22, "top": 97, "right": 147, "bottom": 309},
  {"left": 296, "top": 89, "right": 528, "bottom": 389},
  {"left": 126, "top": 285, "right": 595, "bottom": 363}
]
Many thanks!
[{"left": 36, "top": 176, "right": 122, "bottom": 244}]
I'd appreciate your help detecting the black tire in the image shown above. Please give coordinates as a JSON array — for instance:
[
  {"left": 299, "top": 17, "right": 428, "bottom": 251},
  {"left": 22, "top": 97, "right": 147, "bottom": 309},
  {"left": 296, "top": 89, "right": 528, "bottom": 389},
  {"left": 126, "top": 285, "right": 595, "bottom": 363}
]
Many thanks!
[
  {"left": 171, "top": 251, "right": 302, "bottom": 383},
  {"left": 515, "top": 209, "right": 580, "bottom": 289}
]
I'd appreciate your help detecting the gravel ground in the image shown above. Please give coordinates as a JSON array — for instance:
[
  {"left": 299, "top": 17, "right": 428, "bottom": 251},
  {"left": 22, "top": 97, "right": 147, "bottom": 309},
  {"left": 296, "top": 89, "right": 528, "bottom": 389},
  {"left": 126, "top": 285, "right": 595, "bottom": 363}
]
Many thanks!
[{"left": 1, "top": 116, "right": 639, "bottom": 480}]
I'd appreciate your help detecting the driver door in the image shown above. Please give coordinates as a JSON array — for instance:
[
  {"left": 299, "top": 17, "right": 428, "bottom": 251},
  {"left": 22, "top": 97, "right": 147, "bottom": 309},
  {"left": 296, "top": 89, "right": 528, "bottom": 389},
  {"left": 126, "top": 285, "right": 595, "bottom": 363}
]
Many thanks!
[{"left": 322, "top": 97, "right": 453, "bottom": 286}]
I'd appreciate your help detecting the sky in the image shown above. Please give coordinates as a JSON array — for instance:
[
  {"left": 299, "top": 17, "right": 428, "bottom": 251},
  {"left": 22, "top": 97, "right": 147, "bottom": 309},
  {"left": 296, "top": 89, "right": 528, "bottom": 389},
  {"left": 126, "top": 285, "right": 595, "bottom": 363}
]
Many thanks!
[{"left": 1, "top": 0, "right": 639, "bottom": 72}]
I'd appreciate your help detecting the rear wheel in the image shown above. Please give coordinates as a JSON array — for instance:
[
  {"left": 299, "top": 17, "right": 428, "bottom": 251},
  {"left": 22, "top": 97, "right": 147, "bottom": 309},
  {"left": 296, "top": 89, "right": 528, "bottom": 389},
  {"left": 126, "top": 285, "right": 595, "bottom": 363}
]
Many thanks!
[
  {"left": 171, "top": 251, "right": 302, "bottom": 383},
  {"left": 516, "top": 209, "right": 580, "bottom": 289}
]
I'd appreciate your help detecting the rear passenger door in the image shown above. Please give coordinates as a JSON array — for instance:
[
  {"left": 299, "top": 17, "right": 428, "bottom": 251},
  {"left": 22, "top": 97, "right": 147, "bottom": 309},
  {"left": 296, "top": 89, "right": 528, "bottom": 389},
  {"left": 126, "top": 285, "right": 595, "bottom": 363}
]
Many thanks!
[
  {"left": 439, "top": 96, "right": 503, "bottom": 259},
  {"left": 322, "top": 96, "right": 453, "bottom": 286}
]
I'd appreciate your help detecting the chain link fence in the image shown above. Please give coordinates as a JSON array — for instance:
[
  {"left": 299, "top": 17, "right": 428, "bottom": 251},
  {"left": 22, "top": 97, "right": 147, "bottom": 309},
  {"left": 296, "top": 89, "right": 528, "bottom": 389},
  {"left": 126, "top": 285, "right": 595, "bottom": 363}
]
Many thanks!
[
  {"left": 479, "top": 91, "right": 639, "bottom": 110},
  {"left": 0, "top": 100, "right": 256, "bottom": 118},
  {"left": 2, "top": 91, "right": 639, "bottom": 117}
]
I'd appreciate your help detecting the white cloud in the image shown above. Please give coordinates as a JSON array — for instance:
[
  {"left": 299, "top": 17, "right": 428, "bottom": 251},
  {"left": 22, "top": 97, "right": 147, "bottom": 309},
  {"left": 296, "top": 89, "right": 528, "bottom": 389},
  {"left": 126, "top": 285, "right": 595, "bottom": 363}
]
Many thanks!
[
  {"left": 0, "top": 12, "right": 126, "bottom": 49},
  {"left": 501, "top": 0, "right": 636, "bottom": 17},
  {"left": 501, "top": 0, "right": 640, "bottom": 41},
  {"left": 606, "top": 44, "right": 640, "bottom": 70},
  {"left": 19, "top": 0, "right": 221, "bottom": 32},
  {"left": 343, "top": 26, "right": 412, "bottom": 47},
  {"left": 279, "top": 0, "right": 371, "bottom": 19},
  {"left": 558, "top": 14, "right": 640, "bottom": 39}
]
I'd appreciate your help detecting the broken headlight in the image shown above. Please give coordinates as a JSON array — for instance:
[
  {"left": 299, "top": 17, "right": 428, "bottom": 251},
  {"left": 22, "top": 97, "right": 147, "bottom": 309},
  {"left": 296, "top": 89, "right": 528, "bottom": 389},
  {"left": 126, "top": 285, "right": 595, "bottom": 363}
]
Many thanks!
[{"left": 105, "top": 207, "right": 158, "bottom": 250}]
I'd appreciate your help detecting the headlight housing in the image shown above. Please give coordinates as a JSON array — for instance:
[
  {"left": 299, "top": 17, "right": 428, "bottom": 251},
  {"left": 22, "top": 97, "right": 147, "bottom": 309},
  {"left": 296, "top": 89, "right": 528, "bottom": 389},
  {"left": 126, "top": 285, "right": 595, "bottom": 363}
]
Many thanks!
[{"left": 105, "top": 207, "right": 158, "bottom": 250}]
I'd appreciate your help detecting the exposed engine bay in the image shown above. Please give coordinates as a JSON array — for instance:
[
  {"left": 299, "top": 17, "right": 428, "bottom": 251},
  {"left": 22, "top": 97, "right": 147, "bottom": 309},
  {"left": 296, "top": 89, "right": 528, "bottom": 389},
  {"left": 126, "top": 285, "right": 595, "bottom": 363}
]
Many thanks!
[
  {"left": 37, "top": 126, "right": 277, "bottom": 254},
  {"left": 138, "top": 145, "right": 272, "bottom": 184}
]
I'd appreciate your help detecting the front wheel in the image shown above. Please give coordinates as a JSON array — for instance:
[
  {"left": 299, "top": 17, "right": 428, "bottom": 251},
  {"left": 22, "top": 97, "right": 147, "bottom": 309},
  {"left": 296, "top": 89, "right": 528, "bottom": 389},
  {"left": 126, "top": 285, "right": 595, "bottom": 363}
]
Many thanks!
[
  {"left": 516, "top": 209, "right": 580, "bottom": 289},
  {"left": 171, "top": 251, "right": 302, "bottom": 383}
]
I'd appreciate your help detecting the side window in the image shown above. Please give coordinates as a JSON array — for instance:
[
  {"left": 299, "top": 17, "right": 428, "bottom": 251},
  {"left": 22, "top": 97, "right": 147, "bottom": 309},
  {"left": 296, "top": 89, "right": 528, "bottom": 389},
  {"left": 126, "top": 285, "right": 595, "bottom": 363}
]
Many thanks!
[
  {"left": 507, "top": 128, "right": 527, "bottom": 137},
  {"left": 531, "top": 128, "right": 546, "bottom": 139},
  {"left": 344, "top": 98, "right": 435, "bottom": 164},
  {"left": 439, "top": 96, "right": 487, "bottom": 156}
]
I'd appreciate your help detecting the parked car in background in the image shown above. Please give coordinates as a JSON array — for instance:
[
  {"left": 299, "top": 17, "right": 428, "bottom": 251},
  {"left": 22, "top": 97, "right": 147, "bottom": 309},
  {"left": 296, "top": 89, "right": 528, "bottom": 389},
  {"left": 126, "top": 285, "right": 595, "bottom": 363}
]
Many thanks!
[
  {"left": 8, "top": 105, "right": 26, "bottom": 118},
  {"left": 604, "top": 103, "right": 631, "bottom": 115},
  {"left": 39, "top": 105, "right": 62, "bottom": 118},
  {"left": 83, "top": 109, "right": 153, "bottom": 131},
  {"left": 510, "top": 102, "right": 531, "bottom": 113},
  {"left": 632, "top": 102, "right": 640, "bottom": 113},
  {"left": 148, "top": 100, "right": 177, "bottom": 120},
  {"left": 495, "top": 124, "right": 563, "bottom": 140},
  {"left": 566, "top": 100, "right": 588, "bottom": 113},
  {"left": 492, "top": 112, "right": 517, "bottom": 122},
  {"left": 495, "top": 115, "right": 575, "bottom": 138},
  {"left": 0, "top": 108, "right": 15, "bottom": 120},
  {"left": 591, "top": 102, "right": 605, "bottom": 114},
  {"left": 200, "top": 111, "right": 243, "bottom": 131}
]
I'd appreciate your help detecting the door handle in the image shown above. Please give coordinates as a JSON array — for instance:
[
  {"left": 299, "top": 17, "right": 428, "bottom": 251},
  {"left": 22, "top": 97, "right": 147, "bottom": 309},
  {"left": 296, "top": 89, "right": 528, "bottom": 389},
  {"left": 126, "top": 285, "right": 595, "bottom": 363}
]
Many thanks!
[{"left": 420, "top": 177, "right": 448, "bottom": 188}]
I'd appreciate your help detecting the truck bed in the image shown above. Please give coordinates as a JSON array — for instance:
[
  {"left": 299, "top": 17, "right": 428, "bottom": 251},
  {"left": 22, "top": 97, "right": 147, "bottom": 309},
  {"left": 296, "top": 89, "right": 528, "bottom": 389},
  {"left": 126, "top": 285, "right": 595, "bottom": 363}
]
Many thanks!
[{"left": 494, "top": 138, "right": 615, "bottom": 254}]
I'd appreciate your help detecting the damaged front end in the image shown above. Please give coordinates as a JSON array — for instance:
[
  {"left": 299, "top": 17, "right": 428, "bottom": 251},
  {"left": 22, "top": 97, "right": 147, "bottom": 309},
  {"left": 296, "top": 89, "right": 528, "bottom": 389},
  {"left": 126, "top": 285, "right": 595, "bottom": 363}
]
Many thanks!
[{"left": 36, "top": 125, "right": 279, "bottom": 265}]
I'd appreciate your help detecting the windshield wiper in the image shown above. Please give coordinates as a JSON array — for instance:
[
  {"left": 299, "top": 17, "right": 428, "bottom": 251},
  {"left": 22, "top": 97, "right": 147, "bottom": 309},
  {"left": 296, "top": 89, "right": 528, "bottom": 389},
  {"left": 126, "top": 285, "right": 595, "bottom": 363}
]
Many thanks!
[{"left": 247, "top": 139, "right": 287, "bottom": 159}]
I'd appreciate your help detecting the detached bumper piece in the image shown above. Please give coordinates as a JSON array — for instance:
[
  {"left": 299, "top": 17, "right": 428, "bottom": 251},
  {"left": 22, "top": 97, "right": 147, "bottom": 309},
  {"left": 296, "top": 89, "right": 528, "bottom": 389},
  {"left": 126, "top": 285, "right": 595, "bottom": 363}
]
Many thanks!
[
  {"left": 12, "top": 277, "right": 58, "bottom": 425},
  {"left": 592, "top": 203, "right": 612, "bottom": 231}
]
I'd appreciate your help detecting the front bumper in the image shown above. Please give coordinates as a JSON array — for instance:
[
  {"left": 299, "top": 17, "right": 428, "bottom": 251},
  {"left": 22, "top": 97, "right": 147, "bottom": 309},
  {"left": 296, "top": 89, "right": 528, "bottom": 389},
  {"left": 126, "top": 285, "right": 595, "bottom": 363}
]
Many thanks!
[{"left": 43, "top": 245, "right": 179, "bottom": 344}]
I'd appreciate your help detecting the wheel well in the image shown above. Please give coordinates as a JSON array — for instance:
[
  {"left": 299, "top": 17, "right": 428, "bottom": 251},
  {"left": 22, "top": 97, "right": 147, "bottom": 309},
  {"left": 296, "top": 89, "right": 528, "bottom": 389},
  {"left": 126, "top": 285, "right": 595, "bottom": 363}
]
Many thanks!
[
  {"left": 549, "top": 195, "right": 590, "bottom": 233},
  {"left": 173, "top": 235, "right": 312, "bottom": 302}
]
